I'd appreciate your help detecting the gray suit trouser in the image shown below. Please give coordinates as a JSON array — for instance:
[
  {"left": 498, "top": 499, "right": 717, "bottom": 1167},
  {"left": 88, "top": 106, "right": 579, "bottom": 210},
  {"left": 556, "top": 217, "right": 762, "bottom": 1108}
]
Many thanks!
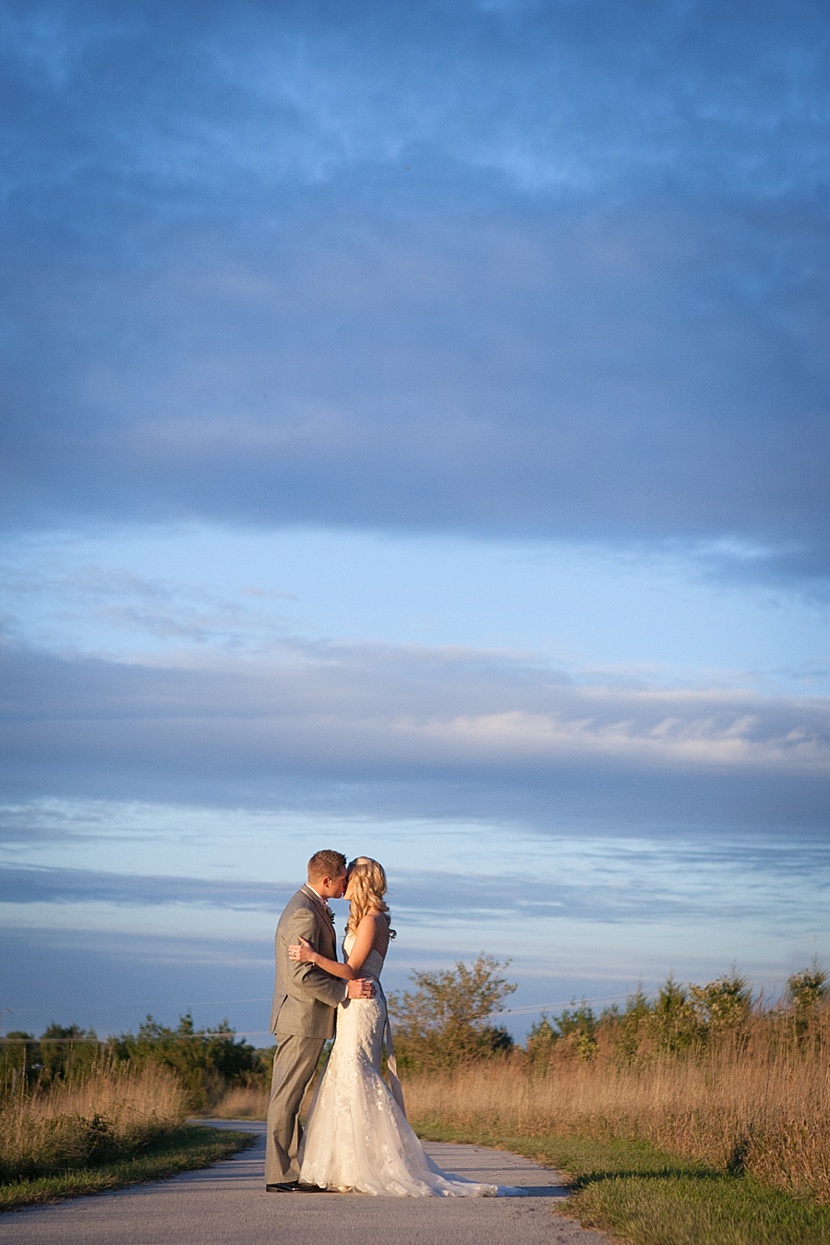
[{"left": 265, "top": 1034, "right": 326, "bottom": 1185}]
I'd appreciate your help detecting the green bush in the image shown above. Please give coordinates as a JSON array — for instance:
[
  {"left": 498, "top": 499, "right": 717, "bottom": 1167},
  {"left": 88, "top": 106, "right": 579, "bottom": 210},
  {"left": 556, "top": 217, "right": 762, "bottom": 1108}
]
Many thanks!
[
  {"left": 525, "top": 964, "right": 826, "bottom": 1069},
  {"left": 389, "top": 955, "right": 516, "bottom": 1071},
  {"left": 786, "top": 962, "right": 828, "bottom": 1041},
  {"left": 108, "top": 1013, "right": 266, "bottom": 1110},
  {"left": 1, "top": 1014, "right": 266, "bottom": 1112}
]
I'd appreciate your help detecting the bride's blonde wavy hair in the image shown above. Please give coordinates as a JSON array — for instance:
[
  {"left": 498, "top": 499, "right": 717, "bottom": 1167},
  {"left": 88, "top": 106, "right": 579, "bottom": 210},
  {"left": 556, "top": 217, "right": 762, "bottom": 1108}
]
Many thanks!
[{"left": 346, "top": 856, "right": 395, "bottom": 938}]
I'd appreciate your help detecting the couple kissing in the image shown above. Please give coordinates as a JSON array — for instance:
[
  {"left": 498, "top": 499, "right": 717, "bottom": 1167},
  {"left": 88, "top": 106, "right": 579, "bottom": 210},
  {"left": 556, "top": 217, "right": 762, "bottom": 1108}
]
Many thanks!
[{"left": 265, "top": 849, "right": 497, "bottom": 1197}]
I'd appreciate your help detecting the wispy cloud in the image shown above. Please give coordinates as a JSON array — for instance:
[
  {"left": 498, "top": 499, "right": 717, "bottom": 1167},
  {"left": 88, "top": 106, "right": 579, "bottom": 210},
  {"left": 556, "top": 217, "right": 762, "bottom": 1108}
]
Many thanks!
[
  {"left": 0, "top": 558, "right": 301, "bottom": 652},
  {"left": 2, "top": 639, "right": 827, "bottom": 826},
  {"left": 0, "top": 864, "right": 287, "bottom": 911},
  {"left": 3, "top": 854, "right": 808, "bottom": 928}
]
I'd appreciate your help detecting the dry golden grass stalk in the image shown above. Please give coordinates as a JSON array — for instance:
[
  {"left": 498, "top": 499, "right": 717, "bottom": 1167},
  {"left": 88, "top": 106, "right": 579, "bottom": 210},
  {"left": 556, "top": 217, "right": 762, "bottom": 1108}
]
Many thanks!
[
  {"left": 0, "top": 1060, "right": 187, "bottom": 1182},
  {"left": 210, "top": 1084, "right": 270, "bottom": 1120},
  {"left": 404, "top": 1027, "right": 830, "bottom": 1204}
]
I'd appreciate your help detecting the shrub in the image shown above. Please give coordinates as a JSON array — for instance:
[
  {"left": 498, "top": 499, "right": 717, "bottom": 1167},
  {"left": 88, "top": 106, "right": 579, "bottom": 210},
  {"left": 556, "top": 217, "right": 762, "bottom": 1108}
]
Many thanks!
[
  {"left": 389, "top": 955, "right": 516, "bottom": 1071},
  {"left": 108, "top": 1013, "right": 266, "bottom": 1111},
  {"left": 786, "top": 962, "right": 828, "bottom": 1042}
]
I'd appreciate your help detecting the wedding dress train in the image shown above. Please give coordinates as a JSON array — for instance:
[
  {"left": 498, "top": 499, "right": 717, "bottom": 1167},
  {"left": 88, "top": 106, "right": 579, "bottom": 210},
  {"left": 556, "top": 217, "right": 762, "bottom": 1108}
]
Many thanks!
[{"left": 298, "top": 938, "right": 498, "bottom": 1196}]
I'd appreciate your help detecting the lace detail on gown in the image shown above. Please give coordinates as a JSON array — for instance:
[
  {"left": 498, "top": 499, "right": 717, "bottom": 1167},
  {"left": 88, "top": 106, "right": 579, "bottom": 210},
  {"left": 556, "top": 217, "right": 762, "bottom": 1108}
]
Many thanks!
[{"left": 298, "top": 935, "right": 497, "bottom": 1197}]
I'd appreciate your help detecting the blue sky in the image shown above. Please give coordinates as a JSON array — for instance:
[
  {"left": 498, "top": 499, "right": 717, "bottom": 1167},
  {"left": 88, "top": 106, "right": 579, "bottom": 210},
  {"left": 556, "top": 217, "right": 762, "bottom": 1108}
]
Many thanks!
[{"left": 1, "top": 0, "right": 828, "bottom": 1042}]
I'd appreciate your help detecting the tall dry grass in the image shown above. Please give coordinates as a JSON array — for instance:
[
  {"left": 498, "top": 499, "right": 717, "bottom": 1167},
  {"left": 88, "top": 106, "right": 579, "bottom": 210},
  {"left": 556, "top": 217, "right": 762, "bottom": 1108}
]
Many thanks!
[
  {"left": 211, "top": 1071, "right": 325, "bottom": 1121},
  {"left": 211, "top": 1083, "right": 269, "bottom": 1120},
  {"left": 405, "top": 1026, "right": 830, "bottom": 1204},
  {"left": 0, "top": 1059, "right": 187, "bottom": 1182}
]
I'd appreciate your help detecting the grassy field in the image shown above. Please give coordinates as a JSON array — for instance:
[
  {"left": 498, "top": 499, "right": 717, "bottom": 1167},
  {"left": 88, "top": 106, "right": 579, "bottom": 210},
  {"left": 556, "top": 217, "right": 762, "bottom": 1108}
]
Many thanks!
[
  {"left": 211, "top": 1083, "right": 271, "bottom": 1119},
  {"left": 0, "top": 1059, "right": 187, "bottom": 1184},
  {"left": 404, "top": 1028, "right": 830, "bottom": 1245},
  {"left": 0, "top": 1059, "right": 254, "bottom": 1211},
  {"left": 405, "top": 1027, "right": 830, "bottom": 1203}
]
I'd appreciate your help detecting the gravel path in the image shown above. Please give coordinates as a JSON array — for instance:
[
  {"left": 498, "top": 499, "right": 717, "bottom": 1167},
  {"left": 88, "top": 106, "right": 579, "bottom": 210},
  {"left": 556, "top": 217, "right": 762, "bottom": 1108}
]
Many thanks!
[{"left": 1, "top": 1120, "right": 612, "bottom": 1245}]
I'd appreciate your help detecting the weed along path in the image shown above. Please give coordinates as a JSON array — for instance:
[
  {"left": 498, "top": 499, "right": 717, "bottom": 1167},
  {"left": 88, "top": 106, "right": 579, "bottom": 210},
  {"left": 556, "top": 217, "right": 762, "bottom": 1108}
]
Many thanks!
[{"left": 2, "top": 1121, "right": 612, "bottom": 1245}]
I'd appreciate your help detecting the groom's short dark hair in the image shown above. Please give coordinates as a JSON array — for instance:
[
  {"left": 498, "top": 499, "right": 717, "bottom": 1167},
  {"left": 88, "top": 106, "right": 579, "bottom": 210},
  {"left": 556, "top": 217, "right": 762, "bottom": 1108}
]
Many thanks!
[{"left": 307, "top": 849, "right": 347, "bottom": 881}]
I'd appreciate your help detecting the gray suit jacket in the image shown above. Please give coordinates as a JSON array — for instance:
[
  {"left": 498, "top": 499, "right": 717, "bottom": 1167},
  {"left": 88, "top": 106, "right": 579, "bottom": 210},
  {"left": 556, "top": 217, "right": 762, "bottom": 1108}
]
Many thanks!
[{"left": 270, "top": 885, "right": 346, "bottom": 1039}]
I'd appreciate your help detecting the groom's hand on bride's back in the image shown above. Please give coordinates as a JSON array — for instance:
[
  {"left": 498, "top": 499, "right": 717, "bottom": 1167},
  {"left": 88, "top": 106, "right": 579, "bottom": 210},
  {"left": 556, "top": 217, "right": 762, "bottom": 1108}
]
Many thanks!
[{"left": 347, "top": 978, "right": 375, "bottom": 999}]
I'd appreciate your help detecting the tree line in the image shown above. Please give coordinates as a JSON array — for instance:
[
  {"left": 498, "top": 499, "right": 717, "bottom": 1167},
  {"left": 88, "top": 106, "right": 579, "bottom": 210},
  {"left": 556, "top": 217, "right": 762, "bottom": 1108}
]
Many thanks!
[
  {"left": 3, "top": 957, "right": 826, "bottom": 1103},
  {"left": 0, "top": 1013, "right": 264, "bottom": 1110},
  {"left": 522, "top": 961, "right": 828, "bottom": 1067}
]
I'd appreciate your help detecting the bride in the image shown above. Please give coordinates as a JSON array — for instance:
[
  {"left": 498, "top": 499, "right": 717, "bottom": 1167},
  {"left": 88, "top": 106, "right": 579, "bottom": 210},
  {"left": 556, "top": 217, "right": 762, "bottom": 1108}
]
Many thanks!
[{"left": 287, "top": 856, "right": 498, "bottom": 1197}]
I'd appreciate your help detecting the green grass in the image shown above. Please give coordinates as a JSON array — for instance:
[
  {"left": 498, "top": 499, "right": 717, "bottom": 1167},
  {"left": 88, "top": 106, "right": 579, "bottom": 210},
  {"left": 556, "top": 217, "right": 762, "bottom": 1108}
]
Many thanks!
[
  {"left": 0, "top": 1125, "right": 255, "bottom": 1213},
  {"left": 413, "top": 1120, "right": 830, "bottom": 1245}
]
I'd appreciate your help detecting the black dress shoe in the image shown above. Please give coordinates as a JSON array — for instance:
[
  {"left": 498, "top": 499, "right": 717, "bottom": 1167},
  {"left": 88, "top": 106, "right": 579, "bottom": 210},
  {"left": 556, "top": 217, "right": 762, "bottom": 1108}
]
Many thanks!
[{"left": 266, "top": 1181, "right": 298, "bottom": 1192}]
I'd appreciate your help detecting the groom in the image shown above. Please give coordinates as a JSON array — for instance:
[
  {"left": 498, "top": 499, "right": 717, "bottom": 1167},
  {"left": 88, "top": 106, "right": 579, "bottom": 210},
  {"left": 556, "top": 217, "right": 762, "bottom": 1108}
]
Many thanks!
[{"left": 266, "top": 849, "right": 374, "bottom": 1191}]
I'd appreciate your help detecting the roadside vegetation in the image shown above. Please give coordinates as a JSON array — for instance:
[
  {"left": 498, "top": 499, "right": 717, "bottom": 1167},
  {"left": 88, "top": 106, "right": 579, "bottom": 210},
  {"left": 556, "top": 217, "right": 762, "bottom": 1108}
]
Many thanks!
[
  {"left": 0, "top": 1017, "right": 264, "bottom": 1210},
  {"left": 398, "top": 956, "right": 830, "bottom": 1243},
  {"left": 406, "top": 965, "right": 830, "bottom": 1202},
  {"left": 1, "top": 1012, "right": 268, "bottom": 1111},
  {"left": 0, "top": 1059, "right": 186, "bottom": 1185}
]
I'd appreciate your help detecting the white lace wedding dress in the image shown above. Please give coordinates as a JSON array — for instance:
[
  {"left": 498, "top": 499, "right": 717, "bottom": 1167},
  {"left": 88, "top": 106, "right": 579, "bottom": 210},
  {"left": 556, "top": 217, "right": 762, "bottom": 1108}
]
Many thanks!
[{"left": 298, "top": 935, "right": 498, "bottom": 1196}]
